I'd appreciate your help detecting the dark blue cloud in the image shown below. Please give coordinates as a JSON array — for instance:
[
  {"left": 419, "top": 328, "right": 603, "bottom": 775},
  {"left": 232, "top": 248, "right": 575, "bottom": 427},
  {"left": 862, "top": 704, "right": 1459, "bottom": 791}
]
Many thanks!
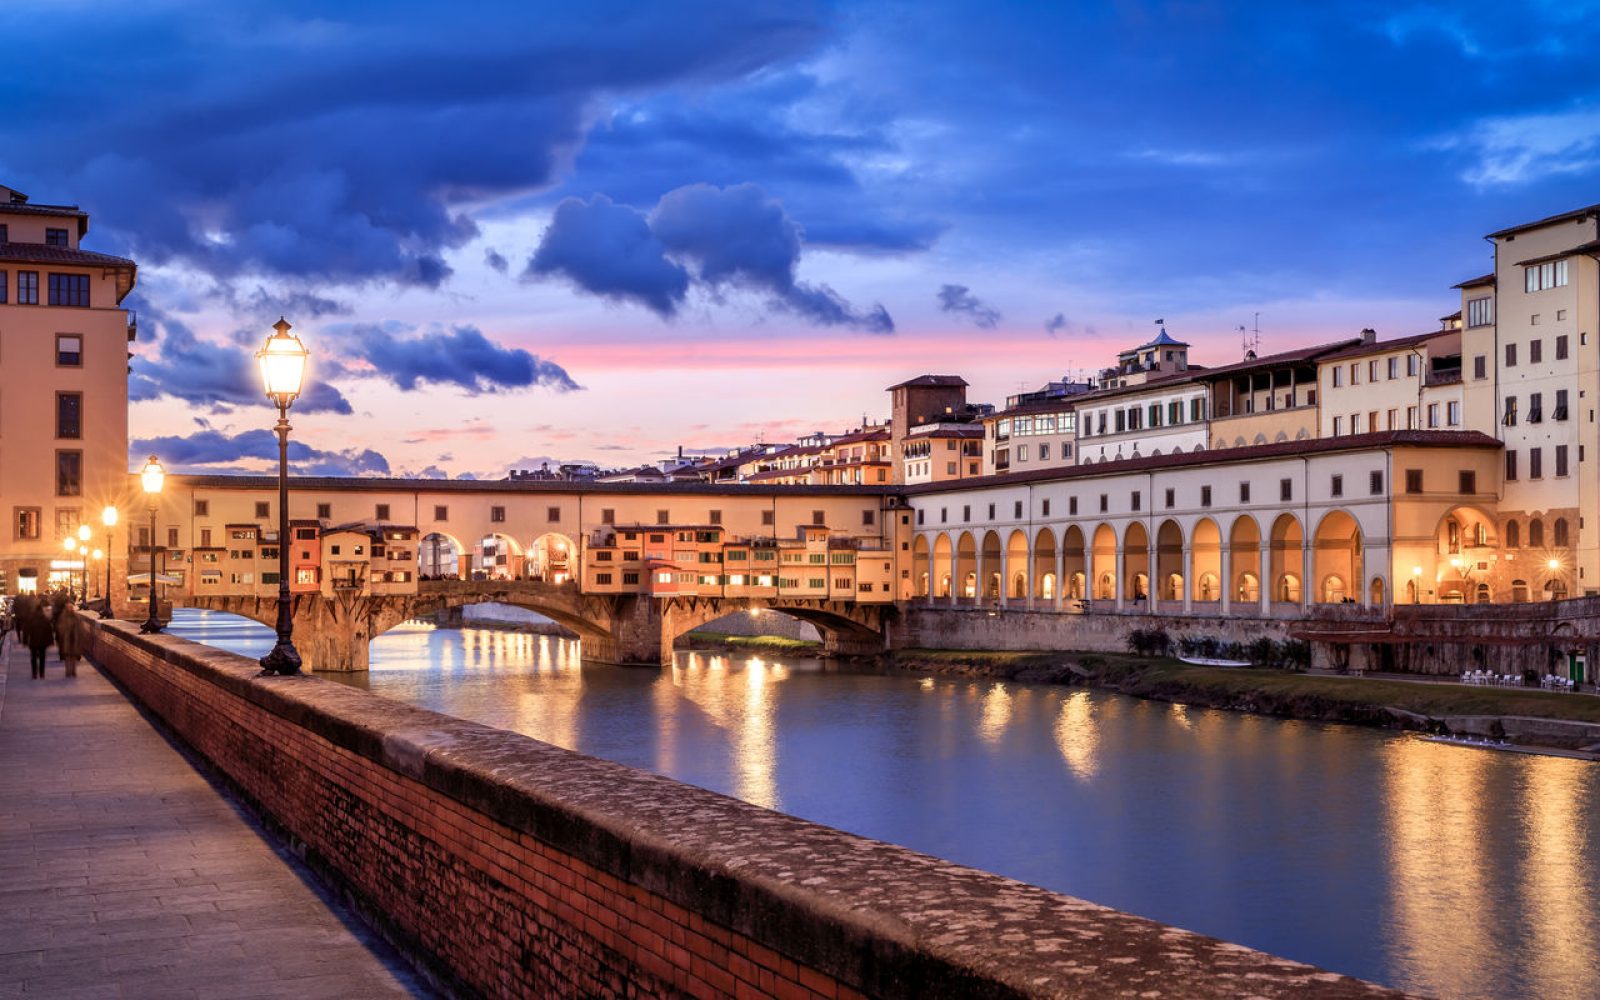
[
  {"left": 129, "top": 308, "right": 354, "bottom": 415},
  {"left": 484, "top": 248, "right": 509, "bottom": 273},
  {"left": 0, "top": 2, "right": 832, "bottom": 290},
  {"left": 526, "top": 183, "right": 893, "bottom": 332},
  {"left": 336, "top": 323, "right": 582, "bottom": 393},
  {"left": 525, "top": 196, "right": 689, "bottom": 318},
  {"left": 937, "top": 284, "right": 1000, "bottom": 328},
  {"left": 131, "top": 429, "right": 390, "bottom": 477}
]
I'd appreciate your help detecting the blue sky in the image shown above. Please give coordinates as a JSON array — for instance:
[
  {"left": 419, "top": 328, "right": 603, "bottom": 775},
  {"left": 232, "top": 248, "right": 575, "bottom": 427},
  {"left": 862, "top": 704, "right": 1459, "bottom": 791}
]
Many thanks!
[{"left": 4, "top": 0, "right": 1600, "bottom": 475}]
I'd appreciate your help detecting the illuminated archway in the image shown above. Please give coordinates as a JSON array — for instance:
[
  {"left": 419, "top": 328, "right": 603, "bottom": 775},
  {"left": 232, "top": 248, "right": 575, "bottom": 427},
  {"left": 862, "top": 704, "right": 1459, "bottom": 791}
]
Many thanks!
[
  {"left": 1155, "top": 519, "right": 1183, "bottom": 604},
  {"left": 1122, "top": 521, "right": 1149, "bottom": 602},
  {"left": 527, "top": 533, "right": 576, "bottom": 584},
  {"left": 1191, "top": 517, "right": 1221, "bottom": 604},
  {"left": 932, "top": 533, "right": 953, "bottom": 598},
  {"left": 1091, "top": 524, "right": 1117, "bottom": 602},
  {"left": 1312, "top": 510, "right": 1362, "bottom": 605},
  {"left": 1268, "top": 513, "right": 1302, "bottom": 606},
  {"left": 1033, "top": 527, "right": 1057, "bottom": 601},
  {"left": 1228, "top": 516, "right": 1260, "bottom": 604},
  {"left": 913, "top": 535, "right": 931, "bottom": 597}
]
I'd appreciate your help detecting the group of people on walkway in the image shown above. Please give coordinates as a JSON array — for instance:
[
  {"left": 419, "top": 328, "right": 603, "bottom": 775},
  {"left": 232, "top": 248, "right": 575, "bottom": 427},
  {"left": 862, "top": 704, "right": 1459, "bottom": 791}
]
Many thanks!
[{"left": 4, "top": 591, "right": 83, "bottom": 679}]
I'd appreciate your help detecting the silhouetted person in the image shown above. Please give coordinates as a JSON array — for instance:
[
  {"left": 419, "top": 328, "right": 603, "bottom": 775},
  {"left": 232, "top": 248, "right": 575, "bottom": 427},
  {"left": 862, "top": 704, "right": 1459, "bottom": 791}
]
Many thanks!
[{"left": 23, "top": 606, "right": 54, "bottom": 680}]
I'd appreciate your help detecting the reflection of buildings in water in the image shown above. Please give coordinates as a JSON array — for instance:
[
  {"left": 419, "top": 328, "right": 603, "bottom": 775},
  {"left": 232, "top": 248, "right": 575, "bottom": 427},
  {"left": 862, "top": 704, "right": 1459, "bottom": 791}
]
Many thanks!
[
  {"left": 1168, "top": 702, "right": 1192, "bottom": 730},
  {"left": 1520, "top": 760, "right": 1598, "bottom": 1000},
  {"left": 1382, "top": 740, "right": 1493, "bottom": 999},
  {"left": 978, "top": 683, "right": 1013, "bottom": 745},
  {"left": 1052, "top": 690, "right": 1099, "bottom": 780},
  {"left": 671, "top": 654, "right": 786, "bottom": 811}
]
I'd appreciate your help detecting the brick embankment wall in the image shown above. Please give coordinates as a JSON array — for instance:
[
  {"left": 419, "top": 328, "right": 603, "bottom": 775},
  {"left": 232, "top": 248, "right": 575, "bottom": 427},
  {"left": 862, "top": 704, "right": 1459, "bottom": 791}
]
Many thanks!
[
  {"left": 82, "top": 620, "right": 1406, "bottom": 1000},
  {"left": 893, "top": 607, "right": 1288, "bottom": 654}
]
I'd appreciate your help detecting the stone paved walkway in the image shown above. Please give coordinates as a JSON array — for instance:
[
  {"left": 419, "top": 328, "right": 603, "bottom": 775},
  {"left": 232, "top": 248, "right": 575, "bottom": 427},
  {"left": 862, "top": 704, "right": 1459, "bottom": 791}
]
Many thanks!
[{"left": 0, "top": 634, "right": 434, "bottom": 998}]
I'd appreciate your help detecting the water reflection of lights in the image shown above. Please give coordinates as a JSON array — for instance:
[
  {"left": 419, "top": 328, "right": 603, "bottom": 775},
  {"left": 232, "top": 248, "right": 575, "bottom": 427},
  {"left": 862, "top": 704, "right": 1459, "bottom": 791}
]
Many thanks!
[
  {"left": 1053, "top": 691, "right": 1098, "bottom": 780},
  {"left": 1168, "top": 703, "right": 1192, "bottom": 730},
  {"left": 1521, "top": 759, "right": 1597, "bottom": 999},
  {"left": 978, "top": 683, "right": 1013, "bottom": 744},
  {"left": 1383, "top": 739, "right": 1492, "bottom": 998},
  {"left": 919, "top": 676, "right": 935, "bottom": 691},
  {"left": 673, "top": 654, "right": 786, "bottom": 810}
]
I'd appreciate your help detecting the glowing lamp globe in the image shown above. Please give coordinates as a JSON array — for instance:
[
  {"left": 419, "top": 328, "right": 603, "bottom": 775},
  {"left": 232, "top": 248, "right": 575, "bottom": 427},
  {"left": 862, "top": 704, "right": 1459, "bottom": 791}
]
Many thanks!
[
  {"left": 102, "top": 505, "right": 118, "bottom": 528},
  {"left": 77, "top": 523, "right": 91, "bottom": 543},
  {"left": 140, "top": 455, "right": 166, "bottom": 496},
  {"left": 258, "top": 318, "right": 308, "bottom": 408}
]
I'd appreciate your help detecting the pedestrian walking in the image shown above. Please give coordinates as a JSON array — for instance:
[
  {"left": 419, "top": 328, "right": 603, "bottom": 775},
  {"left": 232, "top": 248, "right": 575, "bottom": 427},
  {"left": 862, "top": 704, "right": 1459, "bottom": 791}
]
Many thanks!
[
  {"left": 57, "top": 601, "right": 82, "bottom": 678},
  {"left": 23, "top": 605, "right": 54, "bottom": 680}
]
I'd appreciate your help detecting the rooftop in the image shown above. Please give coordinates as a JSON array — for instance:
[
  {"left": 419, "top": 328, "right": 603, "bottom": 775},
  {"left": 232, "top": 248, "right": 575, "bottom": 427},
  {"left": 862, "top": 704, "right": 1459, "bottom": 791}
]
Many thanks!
[
  {"left": 0, "top": 242, "right": 137, "bottom": 301},
  {"left": 1487, "top": 203, "right": 1600, "bottom": 240},
  {"left": 902, "top": 430, "right": 1501, "bottom": 495},
  {"left": 887, "top": 374, "right": 968, "bottom": 390},
  {"left": 1318, "top": 329, "right": 1455, "bottom": 363}
]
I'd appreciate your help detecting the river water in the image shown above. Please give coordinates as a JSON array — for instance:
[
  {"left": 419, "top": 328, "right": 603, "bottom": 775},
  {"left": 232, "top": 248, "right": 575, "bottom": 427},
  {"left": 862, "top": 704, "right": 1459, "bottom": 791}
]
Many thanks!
[{"left": 168, "top": 609, "right": 1600, "bottom": 1000}]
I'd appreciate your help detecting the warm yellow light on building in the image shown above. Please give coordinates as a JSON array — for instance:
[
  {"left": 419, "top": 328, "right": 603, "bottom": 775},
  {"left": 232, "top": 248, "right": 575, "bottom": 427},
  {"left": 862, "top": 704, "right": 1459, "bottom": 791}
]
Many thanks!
[{"left": 1548, "top": 558, "right": 1561, "bottom": 571}]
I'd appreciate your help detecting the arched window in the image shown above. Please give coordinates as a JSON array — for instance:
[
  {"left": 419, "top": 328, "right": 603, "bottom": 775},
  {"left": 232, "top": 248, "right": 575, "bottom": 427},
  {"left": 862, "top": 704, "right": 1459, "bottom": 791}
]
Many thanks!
[
  {"left": 1554, "top": 518, "right": 1570, "bottom": 547},
  {"left": 1530, "top": 519, "right": 1545, "bottom": 547},
  {"left": 1475, "top": 583, "right": 1490, "bottom": 604},
  {"left": 1511, "top": 579, "right": 1529, "bottom": 603},
  {"left": 1505, "top": 519, "right": 1520, "bottom": 548}
]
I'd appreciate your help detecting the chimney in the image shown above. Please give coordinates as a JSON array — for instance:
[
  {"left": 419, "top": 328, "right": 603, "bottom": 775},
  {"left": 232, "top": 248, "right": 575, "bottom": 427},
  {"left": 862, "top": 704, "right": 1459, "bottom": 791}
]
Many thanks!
[{"left": 1360, "top": 328, "right": 1376, "bottom": 345}]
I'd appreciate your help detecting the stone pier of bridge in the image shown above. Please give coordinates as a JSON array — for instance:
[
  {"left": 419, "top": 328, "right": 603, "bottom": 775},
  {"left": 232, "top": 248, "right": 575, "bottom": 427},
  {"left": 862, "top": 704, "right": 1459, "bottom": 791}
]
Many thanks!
[{"left": 183, "top": 581, "right": 890, "bottom": 671}]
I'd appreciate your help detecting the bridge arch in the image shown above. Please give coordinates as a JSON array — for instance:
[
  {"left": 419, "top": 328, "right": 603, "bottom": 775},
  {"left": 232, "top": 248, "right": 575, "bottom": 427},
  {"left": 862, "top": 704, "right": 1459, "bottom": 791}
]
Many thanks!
[
  {"left": 419, "top": 530, "right": 466, "bottom": 579},
  {"left": 474, "top": 532, "right": 523, "bottom": 580},
  {"left": 527, "top": 532, "right": 577, "bottom": 584}
]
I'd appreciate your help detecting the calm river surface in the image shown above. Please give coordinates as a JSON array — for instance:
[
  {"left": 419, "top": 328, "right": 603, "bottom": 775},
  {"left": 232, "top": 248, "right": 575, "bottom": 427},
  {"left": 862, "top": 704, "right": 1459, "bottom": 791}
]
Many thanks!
[{"left": 170, "top": 609, "right": 1600, "bottom": 1000}]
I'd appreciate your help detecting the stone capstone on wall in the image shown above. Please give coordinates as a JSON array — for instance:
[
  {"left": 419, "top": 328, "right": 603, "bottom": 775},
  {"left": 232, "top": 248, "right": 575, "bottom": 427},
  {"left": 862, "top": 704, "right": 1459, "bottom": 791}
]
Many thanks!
[{"left": 82, "top": 619, "right": 1408, "bottom": 999}]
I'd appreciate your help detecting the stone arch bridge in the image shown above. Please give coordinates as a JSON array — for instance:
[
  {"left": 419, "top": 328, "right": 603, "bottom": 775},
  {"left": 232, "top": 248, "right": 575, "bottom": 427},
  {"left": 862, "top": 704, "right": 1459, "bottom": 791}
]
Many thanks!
[{"left": 185, "top": 580, "right": 891, "bottom": 671}]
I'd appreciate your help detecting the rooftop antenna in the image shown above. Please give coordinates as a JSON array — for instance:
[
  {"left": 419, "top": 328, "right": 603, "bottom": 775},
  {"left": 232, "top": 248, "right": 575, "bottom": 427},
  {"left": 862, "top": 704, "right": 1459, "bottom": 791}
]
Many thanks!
[{"left": 1239, "top": 313, "right": 1261, "bottom": 358}]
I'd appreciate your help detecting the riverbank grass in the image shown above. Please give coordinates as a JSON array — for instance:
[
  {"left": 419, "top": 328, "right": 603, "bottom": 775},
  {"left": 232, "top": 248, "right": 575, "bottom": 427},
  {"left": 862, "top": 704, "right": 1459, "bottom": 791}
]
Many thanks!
[{"left": 680, "top": 631, "right": 824, "bottom": 654}]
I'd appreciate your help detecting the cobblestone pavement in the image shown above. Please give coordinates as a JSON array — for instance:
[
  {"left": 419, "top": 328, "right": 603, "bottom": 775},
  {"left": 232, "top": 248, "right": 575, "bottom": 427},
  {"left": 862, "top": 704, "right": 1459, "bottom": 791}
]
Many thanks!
[{"left": 0, "top": 636, "right": 435, "bottom": 998}]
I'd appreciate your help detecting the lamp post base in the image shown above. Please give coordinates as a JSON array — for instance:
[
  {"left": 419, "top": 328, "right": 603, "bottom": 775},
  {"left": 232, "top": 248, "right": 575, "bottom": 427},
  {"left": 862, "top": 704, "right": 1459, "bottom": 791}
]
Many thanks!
[
  {"left": 260, "top": 641, "right": 303, "bottom": 676},
  {"left": 139, "top": 616, "right": 163, "bottom": 634}
]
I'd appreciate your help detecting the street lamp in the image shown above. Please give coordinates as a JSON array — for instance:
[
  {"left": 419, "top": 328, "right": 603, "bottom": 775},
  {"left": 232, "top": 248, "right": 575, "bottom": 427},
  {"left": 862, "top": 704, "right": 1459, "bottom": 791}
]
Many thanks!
[
  {"left": 91, "top": 549, "right": 104, "bottom": 600},
  {"left": 257, "top": 317, "right": 308, "bottom": 675},
  {"left": 139, "top": 456, "right": 165, "bottom": 634},
  {"left": 63, "top": 537, "right": 79, "bottom": 600},
  {"left": 76, "top": 524, "right": 91, "bottom": 603},
  {"left": 101, "top": 506, "right": 118, "bottom": 618}
]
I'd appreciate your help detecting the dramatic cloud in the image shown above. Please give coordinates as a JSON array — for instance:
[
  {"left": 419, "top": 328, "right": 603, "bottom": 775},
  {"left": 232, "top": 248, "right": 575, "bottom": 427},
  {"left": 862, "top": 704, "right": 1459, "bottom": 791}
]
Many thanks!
[
  {"left": 526, "top": 183, "right": 893, "bottom": 332},
  {"left": 937, "top": 284, "right": 1001, "bottom": 328},
  {"left": 338, "top": 323, "right": 582, "bottom": 394},
  {"left": 526, "top": 195, "right": 690, "bottom": 318},
  {"left": 129, "top": 309, "right": 354, "bottom": 415},
  {"left": 131, "top": 429, "right": 390, "bottom": 477},
  {"left": 0, "top": 3, "right": 831, "bottom": 290}
]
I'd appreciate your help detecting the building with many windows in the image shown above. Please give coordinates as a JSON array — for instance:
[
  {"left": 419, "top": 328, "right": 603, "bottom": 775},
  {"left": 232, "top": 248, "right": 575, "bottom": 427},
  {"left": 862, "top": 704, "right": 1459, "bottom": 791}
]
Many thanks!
[{"left": 0, "top": 185, "right": 136, "bottom": 596}]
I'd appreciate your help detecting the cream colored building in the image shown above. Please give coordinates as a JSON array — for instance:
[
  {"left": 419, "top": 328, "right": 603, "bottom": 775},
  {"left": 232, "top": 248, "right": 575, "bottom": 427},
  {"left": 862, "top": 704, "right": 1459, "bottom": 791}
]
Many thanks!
[
  {"left": 0, "top": 185, "right": 136, "bottom": 596},
  {"left": 1073, "top": 375, "right": 1209, "bottom": 463},
  {"left": 1316, "top": 329, "right": 1464, "bottom": 438}
]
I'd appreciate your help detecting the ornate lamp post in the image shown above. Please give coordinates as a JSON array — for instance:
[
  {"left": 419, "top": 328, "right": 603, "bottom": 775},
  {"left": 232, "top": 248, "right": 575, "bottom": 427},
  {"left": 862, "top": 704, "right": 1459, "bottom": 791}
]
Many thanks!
[
  {"left": 257, "top": 317, "right": 309, "bottom": 675},
  {"left": 139, "top": 456, "right": 166, "bottom": 633},
  {"left": 100, "top": 506, "right": 118, "bottom": 618},
  {"left": 91, "top": 549, "right": 104, "bottom": 600}
]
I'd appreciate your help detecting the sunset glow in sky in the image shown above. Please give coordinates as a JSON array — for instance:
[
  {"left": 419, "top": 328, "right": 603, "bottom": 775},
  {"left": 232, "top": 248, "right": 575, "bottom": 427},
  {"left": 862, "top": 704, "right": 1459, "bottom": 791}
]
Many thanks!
[{"left": 5, "top": 1, "right": 1600, "bottom": 477}]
